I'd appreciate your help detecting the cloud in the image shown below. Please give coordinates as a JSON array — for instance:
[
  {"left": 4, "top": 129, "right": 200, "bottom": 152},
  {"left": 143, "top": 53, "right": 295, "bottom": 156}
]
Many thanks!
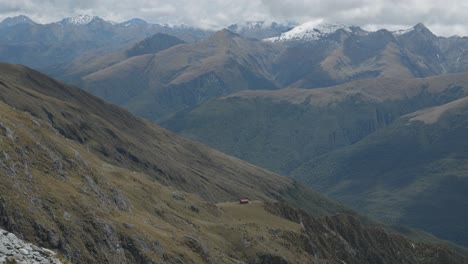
[{"left": 0, "top": 0, "right": 465, "bottom": 36}]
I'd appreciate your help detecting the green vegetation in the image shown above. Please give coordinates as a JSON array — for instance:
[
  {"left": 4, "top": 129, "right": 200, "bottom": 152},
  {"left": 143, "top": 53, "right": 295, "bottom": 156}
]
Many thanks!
[
  {"left": 161, "top": 73, "right": 468, "bottom": 249},
  {"left": 0, "top": 63, "right": 340, "bottom": 263},
  {"left": 163, "top": 73, "right": 468, "bottom": 176},
  {"left": 0, "top": 62, "right": 465, "bottom": 263},
  {"left": 292, "top": 97, "right": 468, "bottom": 246},
  {"left": 81, "top": 30, "right": 282, "bottom": 121}
]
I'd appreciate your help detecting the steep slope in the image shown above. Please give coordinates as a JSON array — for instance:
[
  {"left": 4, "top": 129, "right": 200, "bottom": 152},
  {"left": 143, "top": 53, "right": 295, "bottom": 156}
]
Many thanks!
[
  {"left": 268, "top": 22, "right": 468, "bottom": 88},
  {"left": 78, "top": 24, "right": 468, "bottom": 123},
  {"left": 273, "top": 24, "right": 437, "bottom": 88},
  {"left": 291, "top": 96, "right": 468, "bottom": 247},
  {"left": 54, "top": 33, "right": 186, "bottom": 83},
  {"left": 0, "top": 63, "right": 336, "bottom": 212},
  {"left": 162, "top": 72, "right": 468, "bottom": 175},
  {"left": 1, "top": 63, "right": 464, "bottom": 263},
  {"left": 81, "top": 29, "right": 283, "bottom": 121}
]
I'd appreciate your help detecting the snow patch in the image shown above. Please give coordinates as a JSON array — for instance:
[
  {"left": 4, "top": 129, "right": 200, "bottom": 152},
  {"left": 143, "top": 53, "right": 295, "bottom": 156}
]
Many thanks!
[
  {"left": 61, "top": 15, "right": 97, "bottom": 25},
  {"left": 265, "top": 21, "right": 353, "bottom": 42},
  {"left": 392, "top": 27, "right": 415, "bottom": 36}
]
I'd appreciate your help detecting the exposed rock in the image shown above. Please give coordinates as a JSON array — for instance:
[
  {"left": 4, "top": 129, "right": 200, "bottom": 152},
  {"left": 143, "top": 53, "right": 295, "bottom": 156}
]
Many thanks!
[
  {"left": 171, "top": 192, "right": 185, "bottom": 201},
  {"left": 249, "top": 254, "right": 289, "bottom": 264},
  {"left": 0, "top": 228, "right": 63, "bottom": 264},
  {"left": 184, "top": 235, "right": 212, "bottom": 263}
]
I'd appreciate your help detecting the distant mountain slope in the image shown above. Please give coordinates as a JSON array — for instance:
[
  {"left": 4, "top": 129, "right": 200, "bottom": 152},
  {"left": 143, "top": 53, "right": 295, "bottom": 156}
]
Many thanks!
[
  {"left": 271, "top": 23, "right": 458, "bottom": 88},
  {"left": 291, "top": 96, "right": 468, "bottom": 247},
  {"left": 0, "top": 15, "right": 210, "bottom": 71},
  {"left": 81, "top": 29, "right": 283, "bottom": 120},
  {"left": 162, "top": 72, "right": 468, "bottom": 175},
  {"left": 264, "top": 22, "right": 468, "bottom": 88},
  {"left": 1, "top": 63, "right": 464, "bottom": 263},
  {"left": 67, "top": 25, "right": 468, "bottom": 123},
  {"left": 265, "top": 22, "right": 360, "bottom": 43},
  {"left": 52, "top": 33, "right": 186, "bottom": 83}
]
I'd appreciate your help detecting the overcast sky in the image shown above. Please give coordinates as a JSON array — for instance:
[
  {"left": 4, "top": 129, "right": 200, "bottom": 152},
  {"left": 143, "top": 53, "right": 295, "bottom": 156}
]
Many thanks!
[{"left": 0, "top": 0, "right": 466, "bottom": 36}]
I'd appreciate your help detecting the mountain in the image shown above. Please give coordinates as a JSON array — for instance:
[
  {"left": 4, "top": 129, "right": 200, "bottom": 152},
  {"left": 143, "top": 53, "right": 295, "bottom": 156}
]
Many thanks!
[
  {"left": 162, "top": 72, "right": 468, "bottom": 175},
  {"left": 291, "top": 96, "right": 468, "bottom": 247},
  {"left": 70, "top": 24, "right": 468, "bottom": 122},
  {"left": 270, "top": 22, "right": 468, "bottom": 88},
  {"left": 161, "top": 72, "right": 468, "bottom": 248},
  {"left": 118, "top": 18, "right": 148, "bottom": 27},
  {"left": 0, "top": 62, "right": 339, "bottom": 262},
  {"left": 265, "top": 22, "right": 364, "bottom": 43},
  {"left": 80, "top": 29, "right": 283, "bottom": 121},
  {"left": 52, "top": 33, "right": 186, "bottom": 83},
  {"left": 264, "top": 22, "right": 468, "bottom": 88},
  {"left": 0, "top": 15, "right": 37, "bottom": 27},
  {"left": 124, "top": 33, "right": 186, "bottom": 57},
  {"left": 2, "top": 63, "right": 464, "bottom": 263},
  {"left": 0, "top": 15, "right": 210, "bottom": 72}
]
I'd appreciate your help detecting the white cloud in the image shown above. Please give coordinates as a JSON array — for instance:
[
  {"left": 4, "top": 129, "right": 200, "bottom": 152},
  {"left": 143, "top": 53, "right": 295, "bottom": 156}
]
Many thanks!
[{"left": 0, "top": 0, "right": 466, "bottom": 36}]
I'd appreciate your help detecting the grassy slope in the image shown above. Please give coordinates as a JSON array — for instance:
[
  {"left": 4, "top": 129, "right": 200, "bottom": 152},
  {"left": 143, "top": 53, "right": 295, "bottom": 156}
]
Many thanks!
[
  {"left": 2, "top": 63, "right": 465, "bottom": 263},
  {"left": 0, "top": 63, "right": 348, "bottom": 215},
  {"left": 80, "top": 30, "right": 283, "bottom": 121},
  {"left": 291, "top": 96, "right": 468, "bottom": 247},
  {"left": 161, "top": 73, "right": 468, "bottom": 250},
  {"left": 162, "top": 73, "right": 468, "bottom": 176},
  {"left": 55, "top": 33, "right": 186, "bottom": 84},
  {"left": 0, "top": 105, "right": 310, "bottom": 263}
]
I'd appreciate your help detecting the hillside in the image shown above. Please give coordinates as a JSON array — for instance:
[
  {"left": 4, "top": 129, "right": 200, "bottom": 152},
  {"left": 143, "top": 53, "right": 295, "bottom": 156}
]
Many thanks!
[
  {"left": 52, "top": 33, "right": 186, "bottom": 83},
  {"left": 0, "top": 15, "right": 209, "bottom": 72},
  {"left": 81, "top": 29, "right": 283, "bottom": 120},
  {"left": 66, "top": 25, "right": 468, "bottom": 123},
  {"left": 0, "top": 63, "right": 342, "bottom": 213},
  {"left": 271, "top": 23, "right": 467, "bottom": 88},
  {"left": 291, "top": 96, "right": 468, "bottom": 247},
  {"left": 1, "top": 63, "right": 464, "bottom": 263},
  {"left": 162, "top": 72, "right": 468, "bottom": 175},
  {"left": 0, "top": 62, "right": 340, "bottom": 262}
]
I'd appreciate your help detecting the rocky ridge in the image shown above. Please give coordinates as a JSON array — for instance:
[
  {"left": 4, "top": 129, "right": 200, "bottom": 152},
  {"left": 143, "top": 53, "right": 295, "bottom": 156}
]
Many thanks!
[{"left": 0, "top": 229, "right": 63, "bottom": 264}]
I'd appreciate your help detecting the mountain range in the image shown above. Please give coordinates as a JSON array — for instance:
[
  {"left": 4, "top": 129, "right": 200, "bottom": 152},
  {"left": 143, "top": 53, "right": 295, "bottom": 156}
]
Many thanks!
[
  {"left": 1, "top": 14, "right": 468, "bottom": 262},
  {"left": 0, "top": 15, "right": 210, "bottom": 72},
  {"left": 46, "top": 21, "right": 468, "bottom": 122}
]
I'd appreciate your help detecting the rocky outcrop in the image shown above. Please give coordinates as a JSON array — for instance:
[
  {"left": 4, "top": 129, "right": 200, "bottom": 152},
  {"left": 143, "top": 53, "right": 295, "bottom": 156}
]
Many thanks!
[
  {"left": 0, "top": 228, "right": 63, "bottom": 264},
  {"left": 265, "top": 202, "right": 467, "bottom": 264}
]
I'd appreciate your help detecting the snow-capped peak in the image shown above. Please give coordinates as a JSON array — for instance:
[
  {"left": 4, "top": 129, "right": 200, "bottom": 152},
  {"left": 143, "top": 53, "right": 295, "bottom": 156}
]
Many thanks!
[
  {"left": 60, "top": 15, "right": 97, "bottom": 25},
  {"left": 392, "top": 23, "right": 429, "bottom": 36},
  {"left": 265, "top": 21, "right": 353, "bottom": 43}
]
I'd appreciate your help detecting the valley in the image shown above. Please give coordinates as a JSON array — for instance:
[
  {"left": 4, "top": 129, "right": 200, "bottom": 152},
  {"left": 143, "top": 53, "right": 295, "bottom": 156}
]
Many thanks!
[{"left": 1, "top": 12, "right": 468, "bottom": 263}]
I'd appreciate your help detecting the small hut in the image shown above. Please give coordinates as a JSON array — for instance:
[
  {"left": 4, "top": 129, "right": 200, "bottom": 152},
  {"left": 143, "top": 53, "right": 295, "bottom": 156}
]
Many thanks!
[{"left": 239, "top": 199, "right": 250, "bottom": 204}]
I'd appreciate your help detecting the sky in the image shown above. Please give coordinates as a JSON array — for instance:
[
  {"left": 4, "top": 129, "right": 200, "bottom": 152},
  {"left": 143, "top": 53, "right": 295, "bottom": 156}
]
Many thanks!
[{"left": 0, "top": 0, "right": 466, "bottom": 36}]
